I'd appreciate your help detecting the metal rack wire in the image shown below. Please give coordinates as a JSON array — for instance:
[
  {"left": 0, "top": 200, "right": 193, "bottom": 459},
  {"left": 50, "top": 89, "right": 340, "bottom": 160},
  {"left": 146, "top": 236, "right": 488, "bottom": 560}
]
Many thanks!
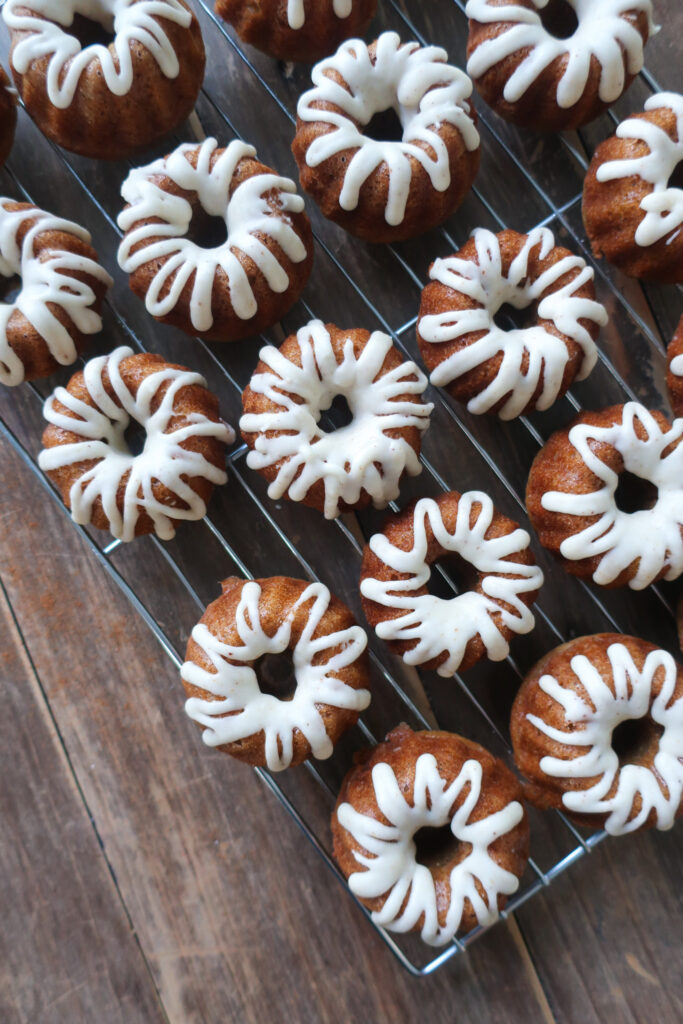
[{"left": 0, "top": 0, "right": 681, "bottom": 977}]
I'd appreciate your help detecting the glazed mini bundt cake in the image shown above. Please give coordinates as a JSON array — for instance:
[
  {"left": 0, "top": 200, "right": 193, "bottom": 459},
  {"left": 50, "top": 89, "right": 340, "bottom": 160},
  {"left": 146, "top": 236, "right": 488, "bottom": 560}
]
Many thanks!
[
  {"left": 466, "top": 0, "right": 655, "bottom": 131},
  {"left": 240, "top": 320, "right": 433, "bottom": 519},
  {"left": 511, "top": 634, "right": 683, "bottom": 835},
  {"left": 526, "top": 402, "right": 683, "bottom": 589},
  {"left": 181, "top": 576, "right": 371, "bottom": 771},
  {"left": 666, "top": 315, "right": 683, "bottom": 417},
  {"left": 292, "top": 31, "right": 481, "bottom": 243},
  {"left": 332, "top": 723, "right": 530, "bottom": 945},
  {"left": 360, "top": 490, "right": 544, "bottom": 677},
  {"left": 0, "top": 199, "right": 112, "bottom": 387},
  {"left": 38, "top": 346, "right": 233, "bottom": 541},
  {"left": 3, "top": 0, "right": 205, "bottom": 159},
  {"left": 117, "top": 137, "right": 314, "bottom": 342},
  {"left": 215, "top": 0, "right": 377, "bottom": 64},
  {"left": 417, "top": 226, "right": 607, "bottom": 419},
  {"left": 0, "top": 66, "right": 17, "bottom": 167},
  {"left": 583, "top": 92, "right": 683, "bottom": 284}
]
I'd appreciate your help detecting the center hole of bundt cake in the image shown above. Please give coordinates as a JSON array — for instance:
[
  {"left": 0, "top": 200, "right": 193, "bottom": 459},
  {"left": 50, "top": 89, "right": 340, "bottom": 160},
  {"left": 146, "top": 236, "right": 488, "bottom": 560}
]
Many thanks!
[
  {"left": 258, "top": 653, "right": 297, "bottom": 700},
  {"left": 414, "top": 824, "right": 465, "bottom": 869},
  {"left": 669, "top": 160, "right": 683, "bottom": 192},
  {"left": 123, "top": 421, "right": 146, "bottom": 457},
  {"left": 539, "top": 0, "right": 579, "bottom": 40},
  {"left": 0, "top": 274, "right": 21, "bottom": 305},
  {"left": 611, "top": 717, "right": 664, "bottom": 762},
  {"left": 321, "top": 393, "right": 355, "bottom": 432},
  {"left": 614, "top": 471, "right": 659, "bottom": 514},
  {"left": 364, "top": 106, "right": 405, "bottom": 144},
  {"left": 186, "top": 207, "right": 229, "bottom": 251},
  {"left": 493, "top": 301, "right": 535, "bottom": 333},
  {"left": 69, "top": 13, "right": 116, "bottom": 49},
  {"left": 428, "top": 553, "right": 480, "bottom": 600}
]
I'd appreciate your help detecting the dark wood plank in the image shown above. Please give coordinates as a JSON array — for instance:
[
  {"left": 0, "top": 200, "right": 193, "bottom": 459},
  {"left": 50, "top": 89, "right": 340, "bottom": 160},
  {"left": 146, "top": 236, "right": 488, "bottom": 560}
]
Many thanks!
[{"left": 0, "top": 571, "right": 165, "bottom": 1024}]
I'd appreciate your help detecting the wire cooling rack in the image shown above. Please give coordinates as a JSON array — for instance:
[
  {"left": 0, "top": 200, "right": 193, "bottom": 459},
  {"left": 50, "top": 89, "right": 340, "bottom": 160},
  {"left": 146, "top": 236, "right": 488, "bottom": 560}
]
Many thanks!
[{"left": 1, "top": 0, "right": 682, "bottom": 977}]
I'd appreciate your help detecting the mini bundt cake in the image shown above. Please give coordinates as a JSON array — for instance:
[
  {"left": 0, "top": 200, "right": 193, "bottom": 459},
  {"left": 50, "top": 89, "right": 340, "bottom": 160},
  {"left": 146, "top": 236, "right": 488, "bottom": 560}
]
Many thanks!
[
  {"left": 360, "top": 490, "right": 544, "bottom": 677},
  {"left": 38, "top": 346, "right": 233, "bottom": 541},
  {"left": 666, "top": 315, "right": 683, "bottom": 417},
  {"left": 215, "top": 0, "right": 377, "bottom": 64},
  {"left": 3, "top": 0, "right": 205, "bottom": 159},
  {"left": 511, "top": 634, "right": 683, "bottom": 835},
  {"left": 240, "top": 320, "right": 433, "bottom": 519},
  {"left": 465, "top": 0, "right": 655, "bottom": 131},
  {"left": 117, "top": 137, "right": 314, "bottom": 342},
  {"left": 0, "top": 199, "right": 112, "bottom": 387},
  {"left": 292, "top": 31, "right": 481, "bottom": 243},
  {"left": 583, "top": 92, "right": 683, "bottom": 283},
  {"left": 332, "top": 723, "right": 530, "bottom": 945},
  {"left": 417, "top": 226, "right": 607, "bottom": 419},
  {"left": 181, "top": 576, "right": 371, "bottom": 771},
  {"left": 0, "top": 66, "right": 17, "bottom": 167},
  {"left": 526, "top": 402, "right": 683, "bottom": 589}
]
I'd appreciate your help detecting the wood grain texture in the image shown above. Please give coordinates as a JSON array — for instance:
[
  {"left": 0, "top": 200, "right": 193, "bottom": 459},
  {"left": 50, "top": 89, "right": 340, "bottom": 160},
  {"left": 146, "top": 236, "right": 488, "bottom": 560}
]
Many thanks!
[{"left": 1, "top": 0, "right": 682, "bottom": 1021}]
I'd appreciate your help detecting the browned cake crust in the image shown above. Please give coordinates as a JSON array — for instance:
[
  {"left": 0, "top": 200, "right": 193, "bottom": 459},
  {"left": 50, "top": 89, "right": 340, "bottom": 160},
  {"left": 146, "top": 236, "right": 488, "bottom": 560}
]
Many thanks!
[
  {"left": 41, "top": 351, "right": 227, "bottom": 536},
  {"left": 583, "top": 103, "right": 683, "bottom": 284},
  {"left": 291, "top": 38, "right": 480, "bottom": 244},
  {"left": 332, "top": 723, "right": 530, "bottom": 935},
  {"left": 466, "top": 1, "right": 650, "bottom": 132},
  {"left": 182, "top": 576, "right": 371, "bottom": 767},
  {"left": 510, "top": 633, "right": 683, "bottom": 831},
  {"left": 241, "top": 323, "right": 427, "bottom": 515},
  {"left": 0, "top": 65, "right": 17, "bottom": 167},
  {"left": 360, "top": 490, "right": 541, "bottom": 673},
  {"left": 666, "top": 315, "right": 683, "bottom": 418},
  {"left": 7, "top": 1, "right": 205, "bottom": 159},
  {"left": 215, "top": 0, "right": 377, "bottom": 64},
  {"left": 121, "top": 146, "right": 314, "bottom": 342},
  {"left": 417, "top": 229, "right": 601, "bottom": 416},
  {"left": 2, "top": 201, "right": 109, "bottom": 381}
]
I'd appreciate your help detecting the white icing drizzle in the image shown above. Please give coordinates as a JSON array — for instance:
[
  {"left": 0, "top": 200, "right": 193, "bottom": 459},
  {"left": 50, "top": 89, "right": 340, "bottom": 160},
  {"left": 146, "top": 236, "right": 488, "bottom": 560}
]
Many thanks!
[
  {"left": 540, "top": 403, "right": 683, "bottom": 589},
  {"left": 117, "top": 138, "right": 308, "bottom": 334},
  {"left": 37, "top": 345, "right": 232, "bottom": 541},
  {"left": 595, "top": 92, "right": 683, "bottom": 248},
  {"left": 360, "top": 492, "right": 543, "bottom": 677},
  {"left": 670, "top": 354, "right": 683, "bottom": 377},
  {"left": 465, "top": 0, "right": 656, "bottom": 109},
  {"left": 240, "top": 319, "right": 433, "bottom": 520},
  {"left": 419, "top": 227, "right": 607, "bottom": 420},
  {"left": 337, "top": 753, "right": 524, "bottom": 945},
  {"left": 0, "top": 200, "right": 112, "bottom": 387},
  {"left": 297, "top": 31, "right": 480, "bottom": 227},
  {"left": 527, "top": 642, "right": 683, "bottom": 835},
  {"left": 182, "top": 580, "right": 370, "bottom": 772},
  {"left": 4, "top": 0, "right": 193, "bottom": 108},
  {"left": 286, "top": 0, "right": 352, "bottom": 31}
]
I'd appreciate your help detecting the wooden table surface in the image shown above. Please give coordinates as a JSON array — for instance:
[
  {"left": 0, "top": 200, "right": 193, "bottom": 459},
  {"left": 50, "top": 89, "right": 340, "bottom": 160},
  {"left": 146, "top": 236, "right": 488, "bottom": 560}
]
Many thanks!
[{"left": 1, "top": 2, "right": 682, "bottom": 1022}]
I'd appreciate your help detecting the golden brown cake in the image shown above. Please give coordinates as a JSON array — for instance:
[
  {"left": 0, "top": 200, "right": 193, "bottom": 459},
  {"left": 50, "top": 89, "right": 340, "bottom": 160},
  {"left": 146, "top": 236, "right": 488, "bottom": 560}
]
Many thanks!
[
  {"left": 117, "top": 137, "right": 314, "bottom": 342},
  {"left": 0, "top": 199, "right": 112, "bottom": 387},
  {"left": 465, "top": 0, "right": 654, "bottom": 132},
  {"left": 511, "top": 633, "right": 683, "bottom": 835},
  {"left": 292, "top": 32, "right": 480, "bottom": 243},
  {"left": 38, "top": 347, "right": 232, "bottom": 540},
  {"left": 526, "top": 403, "right": 683, "bottom": 589},
  {"left": 583, "top": 92, "right": 683, "bottom": 284},
  {"left": 240, "top": 320, "right": 433, "bottom": 519},
  {"left": 417, "top": 226, "right": 607, "bottom": 419},
  {"left": 332, "top": 723, "right": 530, "bottom": 945},
  {"left": 360, "top": 490, "right": 543, "bottom": 677},
  {"left": 181, "top": 576, "right": 371, "bottom": 770},
  {"left": 666, "top": 315, "right": 683, "bottom": 417},
  {"left": 3, "top": 0, "right": 205, "bottom": 159},
  {"left": 215, "top": 0, "right": 377, "bottom": 64},
  {"left": 0, "top": 65, "right": 17, "bottom": 167}
]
